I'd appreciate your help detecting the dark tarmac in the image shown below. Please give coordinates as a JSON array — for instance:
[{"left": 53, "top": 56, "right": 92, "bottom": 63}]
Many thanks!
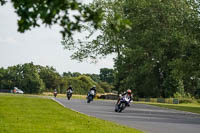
[{"left": 54, "top": 98, "right": 200, "bottom": 133}]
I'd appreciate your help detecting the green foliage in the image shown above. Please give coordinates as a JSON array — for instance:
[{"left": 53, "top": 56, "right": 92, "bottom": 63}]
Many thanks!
[
  {"left": 179, "top": 99, "right": 193, "bottom": 104},
  {"left": 60, "top": 75, "right": 105, "bottom": 94},
  {"left": 173, "top": 91, "right": 195, "bottom": 104},
  {"left": 61, "top": 0, "right": 200, "bottom": 98},
  {"left": 1, "top": 63, "right": 115, "bottom": 94},
  {"left": 62, "top": 77, "right": 89, "bottom": 94},
  {"left": 100, "top": 68, "right": 114, "bottom": 84},
  {"left": 63, "top": 71, "right": 82, "bottom": 77},
  {"left": 0, "top": 63, "right": 45, "bottom": 94},
  {"left": 77, "top": 0, "right": 200, "bottom": 98},
  {"left": 38, "top": 66, "right": 61, "bottom": 92},
  {"left": 78, "top": 75, "right": 104, "bottom": 93},
  {"left": 85, "top": 73, "right": 100, "bottom": 82},
  {"left": 99, "top": 82, "right": 114, "bottom": 93},
  {"left": 61, "top": 0, "right": 132, "bottom": 61},
  {"left": 17, "top": 63, "right": 45, "bottom": 94}
]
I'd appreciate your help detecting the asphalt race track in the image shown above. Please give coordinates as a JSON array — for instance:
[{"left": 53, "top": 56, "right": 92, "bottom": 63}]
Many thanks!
[{"left": 54, "top": 98, "right": 200, "bottom": 133}]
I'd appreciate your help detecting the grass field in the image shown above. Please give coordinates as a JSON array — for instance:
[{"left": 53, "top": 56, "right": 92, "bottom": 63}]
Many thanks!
[
  {"left": 0, "top": 94, "right": 143, "bottom": 133},
  {"left": 137, "top": 102, "right": 200, "bottom": 114}
]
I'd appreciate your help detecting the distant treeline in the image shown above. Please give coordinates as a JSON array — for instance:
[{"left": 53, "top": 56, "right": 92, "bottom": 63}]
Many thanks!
[{"left": 0, "top": 62, "right": 114, "bottom": 94}]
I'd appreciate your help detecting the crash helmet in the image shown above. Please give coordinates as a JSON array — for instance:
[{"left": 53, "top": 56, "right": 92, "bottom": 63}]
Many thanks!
[{"left": 127, "top": 89, "right": 132, "bottom": 94}]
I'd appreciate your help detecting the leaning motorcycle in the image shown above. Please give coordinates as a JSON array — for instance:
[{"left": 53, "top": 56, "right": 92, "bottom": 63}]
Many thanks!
[
  {"left": 87, "top": 90, "right": 95, "bottom": 103},
  {"left": 67, "top": 90, "right": 73, "bottom": 100},
  {"left": 115, "top": 95, "right": 130, "bottom": 112}
]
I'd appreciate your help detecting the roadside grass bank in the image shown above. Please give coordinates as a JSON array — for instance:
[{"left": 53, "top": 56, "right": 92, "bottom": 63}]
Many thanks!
[
  {"left": 0, "top": 94, "right": 143, "bottom": 133},
  {"left": 41, "top": 92, "right": 87, "bottom": 99},
  {"left": 136, "top": 101, "right": 200, "bottom": 114},
  {"left": 41, "top": 92, "right": 111, "bottom": 100}
]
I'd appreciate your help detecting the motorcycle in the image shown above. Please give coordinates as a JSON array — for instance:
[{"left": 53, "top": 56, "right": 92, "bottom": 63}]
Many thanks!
[
  {"left": 54, "top": 91, "right": 57, "bottom": 98},
  {"left": 67, "top": 89, "right": 73, "bottom": 100},
  {"left": 115, "top": 95, "right": 130, "bottom": 112},
  {"left": 87, "top": 90, "right": 95, "bottom": 103}
]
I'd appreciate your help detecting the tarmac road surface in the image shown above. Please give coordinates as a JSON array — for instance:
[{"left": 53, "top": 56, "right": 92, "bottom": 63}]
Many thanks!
[{"left": 54, "top": 98, "right": 200, "bottom": 133}]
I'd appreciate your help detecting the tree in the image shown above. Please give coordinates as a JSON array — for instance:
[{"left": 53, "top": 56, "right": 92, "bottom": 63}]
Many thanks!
[
  {"left": 62, "top": 0, "right": 131, "bottom": 61},
  {"left": 19, "top": 63, "right": 45, "bottom": 93},
  {"left": 38, "top": 66, "right": 61, "bottom": 92},
  {"left": 99, "top": 68, "right": 114, "bottom": 84},
  {"left": 85, "top": 73, "right": 100, "bottom": 82},
  {"left": 63, "top": 0, "right": 200, "bottom": 98},
  {"left": 99, "top": 81, "right": 114, "bottom": 93},
  {"left": 63, "top": 71, "right": 73, "bottom": 77}
]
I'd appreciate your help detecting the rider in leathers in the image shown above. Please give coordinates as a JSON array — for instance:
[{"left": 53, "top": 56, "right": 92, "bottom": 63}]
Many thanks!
[
  {"left": 88, "top": 85, "right": 97, "bottom": 97},
  {"left": 116, "top": 89, "right": 132, "bottom": 106},
  {"left": 67, "top": 85, "right": 73, "bottom": 92}
]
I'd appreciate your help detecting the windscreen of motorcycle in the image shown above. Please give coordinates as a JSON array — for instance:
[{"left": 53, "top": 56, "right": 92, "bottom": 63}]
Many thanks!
[
  {"left": 90, "top": 90, "right": 95, "bottom": 95},
  {"left": 124, "top": 95, "right": 130, "bottom": 102},
  {"left": 67, "top": 90, "right": 72, "bottom": 93}
]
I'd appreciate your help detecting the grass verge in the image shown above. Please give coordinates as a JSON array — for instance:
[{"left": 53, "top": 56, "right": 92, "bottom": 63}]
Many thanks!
[
  {"left": 0, "top": 94, "right": 143, "bottom": 133},
  {"left": 137, "top": 102, "right": 200, "bottom": 114},
  {"left": 41, "top": 92, "right": 86, "bottom": 99}
]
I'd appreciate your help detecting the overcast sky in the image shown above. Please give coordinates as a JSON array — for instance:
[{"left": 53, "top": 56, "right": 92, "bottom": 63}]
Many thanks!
[{"left": 0, "top": 2, "right": 114, "bottom": 74}]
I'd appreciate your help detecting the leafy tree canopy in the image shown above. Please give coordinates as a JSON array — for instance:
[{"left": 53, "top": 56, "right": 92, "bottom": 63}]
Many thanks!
[{"left": 62, "top": 0, "right": 200, "bottom": 98}]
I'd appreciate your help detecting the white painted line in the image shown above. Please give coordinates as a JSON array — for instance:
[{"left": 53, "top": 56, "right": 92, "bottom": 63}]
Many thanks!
[{"left": 51, "top": 98, "right": 92, "bottom": 117}]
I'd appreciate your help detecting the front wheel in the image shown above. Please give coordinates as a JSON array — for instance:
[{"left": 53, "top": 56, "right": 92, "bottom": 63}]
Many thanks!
[
  {"left": 87, "top": 95, "right": 93, "bottom": 103},
  {"left": 67, "top": 94, "right": 72, "bottom": 100},
  {"left": 118, "top": 103, "right": 126, "bottom": 112}
]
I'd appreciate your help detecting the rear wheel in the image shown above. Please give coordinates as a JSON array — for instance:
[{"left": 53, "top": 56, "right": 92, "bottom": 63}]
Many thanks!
[{"left": 115, "top": 104, "right": 118, "bottom": 112}]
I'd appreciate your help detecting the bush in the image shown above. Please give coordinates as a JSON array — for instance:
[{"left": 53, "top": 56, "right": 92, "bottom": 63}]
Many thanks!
[
  {"left": 179, "top": 98, "right": 193, "bottom": 104},
  {"left": 61, "top": 75, "right": 104, "bottom": 95},
  {"left": 99, "top": 82, "right": 114, "bottom": 93},
  {"left": 173, "top": 92, "right": 193, "bottom": 99},
  {"left": 197, "top": 99, "right": 200, "bottom": 104}
]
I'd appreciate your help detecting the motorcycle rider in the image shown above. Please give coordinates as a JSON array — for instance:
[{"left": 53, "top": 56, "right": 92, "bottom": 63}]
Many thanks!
[
  {"left": 116, "top": 89, "right": 132, "bottom": 106},
  {"left": 53, "top": 89, "right": 57, "bottom": 97},
  {"left": 67, "top": 85, "right": 73, "bottom": 92},
  {"left": 88, "top": 85, "right": 97, "bottom": 97},
  {"left": 66, "top": 85, "right": 73, "bottom": 100}
]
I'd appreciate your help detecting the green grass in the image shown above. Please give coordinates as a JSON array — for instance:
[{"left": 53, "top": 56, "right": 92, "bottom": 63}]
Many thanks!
[
  {"left": 0, "top": 94, "right": 143, "bottom": 133},
  {"left": 41, "top": 92, "right": 87, "bottom": 99},
  {"left": 137, "top": 102, "right": 200, "bottom": 114}
]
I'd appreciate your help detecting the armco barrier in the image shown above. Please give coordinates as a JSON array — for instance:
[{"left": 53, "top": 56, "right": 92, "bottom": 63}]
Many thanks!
[{"left": 138, "top": 98, "right": 179, "bottom": 104}]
